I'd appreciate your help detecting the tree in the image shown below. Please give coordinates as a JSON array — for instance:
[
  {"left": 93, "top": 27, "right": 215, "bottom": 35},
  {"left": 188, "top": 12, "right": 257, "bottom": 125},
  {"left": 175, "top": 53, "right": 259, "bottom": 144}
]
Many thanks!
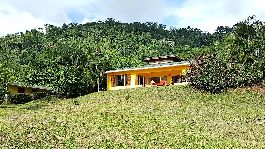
[{"left": 189, "top": 16, "right": 265, "bottom": 93}]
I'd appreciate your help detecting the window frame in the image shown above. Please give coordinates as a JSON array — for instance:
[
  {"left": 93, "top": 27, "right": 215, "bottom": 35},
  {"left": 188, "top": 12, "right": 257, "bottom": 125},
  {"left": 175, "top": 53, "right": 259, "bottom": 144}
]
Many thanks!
[
  {"left": 18, "top": 87, "right": 25, "bottom": 94},
  {"left": 112, "top": 74, "right": 128, "bottom": 87}
]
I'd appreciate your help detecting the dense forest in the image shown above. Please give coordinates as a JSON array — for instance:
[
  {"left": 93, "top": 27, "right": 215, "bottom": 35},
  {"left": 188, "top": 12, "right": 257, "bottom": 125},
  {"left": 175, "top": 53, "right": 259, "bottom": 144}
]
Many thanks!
[{"left": 1, "top": 16, "right": 264, "bottom": 101}]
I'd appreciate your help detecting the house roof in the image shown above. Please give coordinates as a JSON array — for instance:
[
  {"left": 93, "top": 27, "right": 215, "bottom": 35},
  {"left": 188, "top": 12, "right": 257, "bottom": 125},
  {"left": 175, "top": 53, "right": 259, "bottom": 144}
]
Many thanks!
[
  {"left": 9, "top": 83, "right": 53, "bottom": 91},
  {"left": 105, "top": 61, "right": 190, "bottom": 74},
  {"left": 144, "top": 55, "right": 182, "bottom": 62}
]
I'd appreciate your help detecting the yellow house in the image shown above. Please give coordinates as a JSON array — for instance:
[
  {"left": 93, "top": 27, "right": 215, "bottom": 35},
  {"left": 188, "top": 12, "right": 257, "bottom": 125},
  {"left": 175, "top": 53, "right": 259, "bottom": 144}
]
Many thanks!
[
  {"left": 8, "top": 83, "right": 52, "bottom": 95},
  {"left": 105, "top": 55, "right": 190, "bottom": 91}
]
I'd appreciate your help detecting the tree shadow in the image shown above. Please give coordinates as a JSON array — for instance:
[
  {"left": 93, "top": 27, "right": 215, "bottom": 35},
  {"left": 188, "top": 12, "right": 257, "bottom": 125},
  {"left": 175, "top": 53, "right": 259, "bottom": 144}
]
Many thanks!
[
  {"left": 0, "top": 105, "right": 16, "bottom": 109},
  {"left": 0, "top": 97, "right": 59, "bottom": 111}
]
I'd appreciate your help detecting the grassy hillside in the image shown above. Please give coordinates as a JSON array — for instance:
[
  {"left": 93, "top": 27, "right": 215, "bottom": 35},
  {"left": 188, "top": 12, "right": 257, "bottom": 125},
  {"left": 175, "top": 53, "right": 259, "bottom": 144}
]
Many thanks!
[{"left": 1, "top": 86, "right": 265, "bottom": 148}]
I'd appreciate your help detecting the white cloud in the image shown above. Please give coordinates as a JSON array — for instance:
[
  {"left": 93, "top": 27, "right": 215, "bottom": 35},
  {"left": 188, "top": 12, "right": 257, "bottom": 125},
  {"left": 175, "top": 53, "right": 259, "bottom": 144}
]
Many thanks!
[
  {"left": 169, "top": 0, "right": 265, "bottom": 32},
  {"left": 0, "top": 0, "right": 97, "bottom": 36},
  {"left": 0, "top": 0, "right": 265, "bottom": 36},
  {"left": 1, "top": 0, "right": 96, "bottom": 24},
  {"left": 0, "top": 3, "right": 46, "bottom": 36},
  {"left": 81, "top": 0, "right": 168, "bottom": 26},
  {"left": 95, "top": 0, "right": 167, "bottom": 22},
  {"left": 0, "top": 0, "right": 169, "bottom": 36}
]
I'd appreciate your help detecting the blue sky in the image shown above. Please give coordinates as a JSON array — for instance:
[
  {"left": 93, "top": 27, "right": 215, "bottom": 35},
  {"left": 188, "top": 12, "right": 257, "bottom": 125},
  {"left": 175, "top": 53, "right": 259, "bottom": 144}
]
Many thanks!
[{"left": 0, "top": 0, "right": 265, "bottom": 36}]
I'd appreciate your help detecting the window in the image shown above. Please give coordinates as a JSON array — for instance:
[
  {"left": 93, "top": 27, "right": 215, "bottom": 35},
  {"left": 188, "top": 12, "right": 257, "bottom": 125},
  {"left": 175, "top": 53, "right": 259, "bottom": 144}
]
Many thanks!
[
  {"left": 18, "top": 87, "right": 25, "bottom": 94},
  {"left": 172, "top": 75, "right": 186, "bottom": 84},
  {"left": 151, "top": 77, "right": 160, "bottom": 84},
  {"left": 116, "top": 75, "right": 125, "bottom": 86},
  {"left": 150, "top": 76, "right": 167, "bottom": 84},
  {"left": 161, "top": 76, "right": 167, "bottom": 81},
  {"left": 172, "top": 75, "right": 181, "bottom": 83},
  {"left": 112, "top": 74, "right": 128, "bottom": 87},
  {"left": 138, "top": 75, "right": 144, "bottom": 85},
  {"left": 32, "top": 88, "right": 38, "bottom": 93}
]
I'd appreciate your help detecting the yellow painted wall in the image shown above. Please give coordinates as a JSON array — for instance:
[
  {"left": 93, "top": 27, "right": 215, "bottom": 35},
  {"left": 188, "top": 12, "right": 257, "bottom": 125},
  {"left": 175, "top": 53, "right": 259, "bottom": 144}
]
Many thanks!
[
  {"left": 130, "top": 74, "right": 137, "bottom": 87},
  {"left": 8, "top": 86, "right": 18, "bottom": 94},
  {"left": 108, "top": 65, "right": 189, "bottom": 76},
  {"left": 107, "top": 74, "right": 112, "bottom": 91},
  {"left": 167, "top": 74, "right": 172, "bottom": 85},
  {"left": 107, "top": 64, "right": 190, "bottom": 91}
]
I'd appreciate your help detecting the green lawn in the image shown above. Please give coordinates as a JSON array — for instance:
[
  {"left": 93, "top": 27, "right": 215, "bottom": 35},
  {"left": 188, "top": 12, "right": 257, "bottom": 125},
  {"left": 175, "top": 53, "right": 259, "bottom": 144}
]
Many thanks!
[{"left": 1, "top": 86, "right": 265, "bottom": 148}]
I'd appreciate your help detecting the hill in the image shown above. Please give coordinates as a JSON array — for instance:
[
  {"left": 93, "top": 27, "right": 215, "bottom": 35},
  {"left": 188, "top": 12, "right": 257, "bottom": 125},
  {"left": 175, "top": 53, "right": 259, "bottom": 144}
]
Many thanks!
[
  {"left": 0, "top": 19, "right": 231, "bottom": 98},
  {"left": 1, "top": 86, "right": 265, "bottom": 148}
]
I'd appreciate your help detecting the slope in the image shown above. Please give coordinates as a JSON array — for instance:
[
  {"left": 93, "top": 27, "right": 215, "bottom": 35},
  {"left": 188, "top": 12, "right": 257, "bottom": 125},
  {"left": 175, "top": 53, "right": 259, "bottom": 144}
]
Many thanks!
[{"left": 0, "top": 86, "right": 265, "bottom": 148}]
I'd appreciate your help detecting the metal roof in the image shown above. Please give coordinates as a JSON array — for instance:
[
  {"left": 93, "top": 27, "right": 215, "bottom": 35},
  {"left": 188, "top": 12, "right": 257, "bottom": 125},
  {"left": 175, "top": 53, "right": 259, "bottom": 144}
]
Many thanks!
[
  {"left": 143, "top": 55, "right": 181, "bottom": 62},
  {"left": 105, "top": 61, "right": 190, "bottom": 74},
  {"left": 9, "top": 83, "right": 53, "bottom": 91}
]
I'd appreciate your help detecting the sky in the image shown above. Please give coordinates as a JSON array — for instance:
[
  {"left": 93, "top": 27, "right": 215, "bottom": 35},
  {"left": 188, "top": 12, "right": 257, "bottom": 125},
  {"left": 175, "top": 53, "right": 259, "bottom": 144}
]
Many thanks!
[{"left": 0, "top": 0, "right": 265, "bottom": 36}]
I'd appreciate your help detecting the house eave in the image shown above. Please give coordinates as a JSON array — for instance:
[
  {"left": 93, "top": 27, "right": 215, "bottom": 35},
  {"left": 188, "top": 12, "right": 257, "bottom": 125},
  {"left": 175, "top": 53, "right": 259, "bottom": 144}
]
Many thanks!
[
  {"left": 9, "top": 83, "right": 53, "bottom": 91},
  {"left": 105, "top": 61, "right": 190, "bottom": 74}
]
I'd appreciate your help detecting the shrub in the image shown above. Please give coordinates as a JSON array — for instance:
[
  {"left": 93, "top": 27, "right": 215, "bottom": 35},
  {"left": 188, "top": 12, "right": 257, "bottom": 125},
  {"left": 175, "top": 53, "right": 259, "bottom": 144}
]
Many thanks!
[
  {"left": 188, "top": 55, "right": 229, "bottom": 93},
  {"left": 188, "top": 16, "right": 265, "bottom": 93},
  {"left": 8, "top": 94, "right": 34, "bottom": 104},
  {"left": 8, "top": 92, "right": 51, "bottom": 104},
  {"left": 188, "top": 55, "right": 264, "bottom": 93}
]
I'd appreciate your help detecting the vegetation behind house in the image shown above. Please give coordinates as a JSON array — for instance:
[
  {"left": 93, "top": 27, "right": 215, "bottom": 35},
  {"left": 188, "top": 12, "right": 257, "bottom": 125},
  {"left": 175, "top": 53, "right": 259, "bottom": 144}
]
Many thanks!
[
  {"left": 0, "top": 18, "right": 231, "bottom": 99},
  {"left": 0, "top": 16, "right": 264, "bottom": 99}
]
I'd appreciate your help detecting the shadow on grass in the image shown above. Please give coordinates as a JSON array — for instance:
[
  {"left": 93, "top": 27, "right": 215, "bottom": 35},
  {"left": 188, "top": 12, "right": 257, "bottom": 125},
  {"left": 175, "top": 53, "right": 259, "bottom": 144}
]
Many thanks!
[
  {"left": 20, "top": 97, "right": 60, "bottom": 111},
  {"left": 0, "top": 105, "right": 16, "bottom": 109},
  {"left": 0, "top": 102, "right": 49, "bottom": 111},
  {"left": 0, "top": 97, "right": 60, "bottom": 111},
  {"left": 21, "top": 103, "right": 49, "bottom": 110}
]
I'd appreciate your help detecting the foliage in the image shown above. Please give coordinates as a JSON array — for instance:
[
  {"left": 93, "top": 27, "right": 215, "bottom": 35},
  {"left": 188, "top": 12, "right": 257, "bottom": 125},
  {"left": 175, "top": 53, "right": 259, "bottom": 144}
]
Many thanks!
[
  {"left": 8, "top": 94, "right": 34, "bottom": 104},
  {"left": 226, "top": 16, "right": 265, "bottom": 80},
  {"left": 189, "top": 16, "right": 265, "bottom": 93},
  {"left": 1, "top": 86, "right": 265, "bottom": 148},
  {"left": 188, "top": 55, "right": 229, "bottom": 93},
  {"left": 188, "top": 55, "right": 263, "bottom": 93},
  {"left": 0, "top": 63, "right": 16, "bottom": 101},
  {"left": 0, "top": 19, "right": 223, "bottom": 97}
]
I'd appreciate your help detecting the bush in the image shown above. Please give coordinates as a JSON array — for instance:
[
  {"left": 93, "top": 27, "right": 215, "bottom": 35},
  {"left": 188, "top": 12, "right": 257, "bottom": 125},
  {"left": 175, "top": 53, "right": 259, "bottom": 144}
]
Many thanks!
[
  {"left": 188, "top": 55, "right": 264, "bottom": 93},
  {"left": 8, "top": 94, "right": 34, "bottom": 104},
  {"left": 188, "top": 16, "right": 265, "bottom": 93},
  {"left": 188, "top": 55, "right": 229, "bottom": 93},
  {"left": 8, "top": 92, "right": 51, "bottom": 104}
]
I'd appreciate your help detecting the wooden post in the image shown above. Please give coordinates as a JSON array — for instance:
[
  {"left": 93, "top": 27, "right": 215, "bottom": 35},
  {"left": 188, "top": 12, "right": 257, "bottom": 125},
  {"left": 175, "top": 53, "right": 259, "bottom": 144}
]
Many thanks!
[
  {"left": 143, "top": 76, "right": 145, "bottom": 87},
  {"left": 97, "top": 78, "right": 100, "bottom": 92},
  {"left": 96, "top": 64, "right": 99, "bottom": 92},
  {"left": 124, "top": 75, "right": 126, "bottom": 86}
]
